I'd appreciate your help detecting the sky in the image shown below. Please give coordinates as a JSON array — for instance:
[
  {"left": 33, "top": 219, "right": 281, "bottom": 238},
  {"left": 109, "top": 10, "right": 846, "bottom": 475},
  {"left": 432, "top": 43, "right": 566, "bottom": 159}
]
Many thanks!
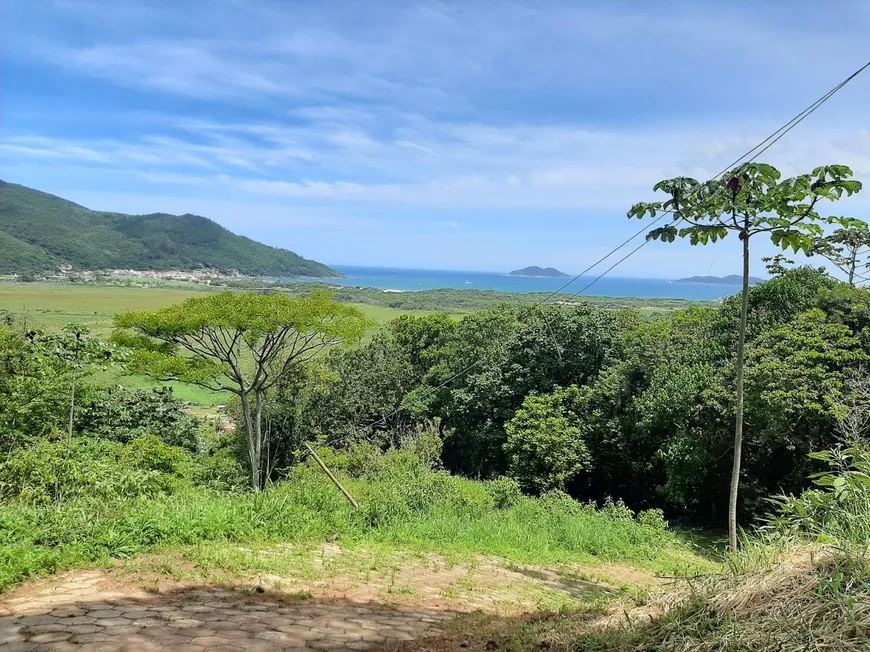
[{"left": 3, "top": 0, "right": 870, "bottom": 278}]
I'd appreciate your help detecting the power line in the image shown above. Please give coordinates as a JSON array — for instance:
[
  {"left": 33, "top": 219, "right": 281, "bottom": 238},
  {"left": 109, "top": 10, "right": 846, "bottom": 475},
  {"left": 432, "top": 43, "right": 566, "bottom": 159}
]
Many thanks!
[
  {"left": 309, "top": 59, "right": 870, "bottom": 453},
  {"left": 549, "top": 59, "right": 870, "bottom": 306}
]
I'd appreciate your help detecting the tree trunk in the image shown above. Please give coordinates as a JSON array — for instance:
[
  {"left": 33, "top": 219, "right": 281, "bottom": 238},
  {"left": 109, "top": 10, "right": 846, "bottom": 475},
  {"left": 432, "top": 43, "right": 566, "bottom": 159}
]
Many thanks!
[
  {"left": 728, "top": 232, "right": 751, "bottom": 550},
  {"left": 254, "top": 390, "right": 265, "bottom": 489},
  {"left": 240, "top": 392, "right": 260, "bottom": 491},
  {"left": 849, "top": 247, "right": 857, "bottom": 285},
  {"left": 67, "top": 368, "right": 78, "bottom": 446}
]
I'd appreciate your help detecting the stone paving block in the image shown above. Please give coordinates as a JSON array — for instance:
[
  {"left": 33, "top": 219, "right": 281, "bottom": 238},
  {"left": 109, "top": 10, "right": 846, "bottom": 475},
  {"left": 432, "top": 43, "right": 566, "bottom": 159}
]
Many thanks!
[
  {"left": 190, "top": 635, "right": 231, "bottom": 646},
  {"left": 67, "top": 624, "right": 101, "bottom": 634},
  {"left": 71, "top": 632, "right": 110, "bottom": 643},
  {"left": 76, "top": 642, "right": 119, "bottom": 651},
  {"left": 166, "top": 618, "right": 205, "bottom": 629},
  {"left": 29, "top": 630, "right": 73, "bottom": 643},
  {"left": 24, "top": 622, "right": 66, "bottom": 636},
  {"left": 95, "top": 617, "right": 132, "bottom": 627}
]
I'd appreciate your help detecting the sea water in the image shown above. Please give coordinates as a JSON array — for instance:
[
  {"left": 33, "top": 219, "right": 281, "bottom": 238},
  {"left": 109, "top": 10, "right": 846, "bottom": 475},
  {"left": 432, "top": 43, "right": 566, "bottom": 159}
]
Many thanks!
[{"left": 280, "top": 265, "right": 744, "bottom": 302}]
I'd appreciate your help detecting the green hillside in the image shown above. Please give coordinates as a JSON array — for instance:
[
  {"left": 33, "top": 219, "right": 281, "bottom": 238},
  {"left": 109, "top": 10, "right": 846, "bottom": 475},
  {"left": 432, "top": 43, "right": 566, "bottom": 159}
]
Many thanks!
[{"left": 0, "top": 180, "right": 339, "bottom": 277}]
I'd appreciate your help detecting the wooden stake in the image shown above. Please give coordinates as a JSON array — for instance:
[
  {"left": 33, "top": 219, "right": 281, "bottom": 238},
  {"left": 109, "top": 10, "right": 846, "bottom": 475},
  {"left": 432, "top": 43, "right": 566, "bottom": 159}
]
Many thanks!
[{"left": 304, "top": 442, "right": 359, "bottom": 509}]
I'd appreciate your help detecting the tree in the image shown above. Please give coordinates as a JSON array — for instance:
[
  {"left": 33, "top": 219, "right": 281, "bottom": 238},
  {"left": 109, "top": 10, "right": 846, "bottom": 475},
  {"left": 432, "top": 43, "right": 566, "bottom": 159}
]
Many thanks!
[
  {"left": 114, "top": 291, "right": 368, "bottom": 489},
  {"left": 629, "top": 163, "right": 862, "bottom": 548},
  {"left": 52, "top": 325, "right": 115, "bottom": 446},
  {"left": 504, "top": 386, "right": 590, "bottom": 493},
  {"left": 0, "top": 321, "right": 111, "bottom": 453},
  {"left": 809, "top": 216, "right": 870, "bottom": 285},
  {"left": 423, "top": 304, "right": 630, "bottom": 477},
  {"left": 761, "top": 253, "right": 794, "bottom": 277}
]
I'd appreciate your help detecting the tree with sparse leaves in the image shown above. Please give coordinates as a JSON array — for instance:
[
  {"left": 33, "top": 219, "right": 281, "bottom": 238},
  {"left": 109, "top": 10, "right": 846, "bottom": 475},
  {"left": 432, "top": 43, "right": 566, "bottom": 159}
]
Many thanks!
[
  {"left": 761, "top": 253, "right": 794, "bottom": 277},
  {"left": 114, "top": 291, "right": 368, "bottom": 490},
  {"left": 809, "top": 216, "right": 870, "bottom": 285},
  {"left": 628, "top": 162, "right": 862, "bottom": 549}
]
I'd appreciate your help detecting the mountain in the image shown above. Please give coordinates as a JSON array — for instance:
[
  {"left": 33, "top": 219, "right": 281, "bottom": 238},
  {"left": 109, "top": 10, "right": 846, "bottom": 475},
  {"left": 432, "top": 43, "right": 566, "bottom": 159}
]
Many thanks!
[
  {"left": 509, "top": 266, "right": 570, "bottom": 278},
  {"left": 674, "top": 275, "right": 764, "bottom": 286},
  {"left": 0, "top": 180, "right": 340, "bottom": 277}
]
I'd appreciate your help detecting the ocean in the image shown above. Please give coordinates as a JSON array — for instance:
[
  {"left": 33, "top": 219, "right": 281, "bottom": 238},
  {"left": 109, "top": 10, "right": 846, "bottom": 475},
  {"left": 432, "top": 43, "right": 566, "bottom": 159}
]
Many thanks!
[{"left": 282, "top": 265, "right": 744, "bottom": 302}]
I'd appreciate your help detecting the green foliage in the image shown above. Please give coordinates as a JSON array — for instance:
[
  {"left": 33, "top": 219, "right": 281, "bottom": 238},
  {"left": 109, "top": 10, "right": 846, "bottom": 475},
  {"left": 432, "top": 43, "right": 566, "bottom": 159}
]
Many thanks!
[
  {"left": 505, "top": 387, "right": 590, "bottom": 492},
  {"left": 428, "top": 304, "right": 631, "bottom": 476},
  {"left": 484, "top": 476, "right": 523, "bottom": 509},
  {"left": 809, "top": 215, "right": 870, "bottom": 284},
  {"left": 75, "top": 386, "right": 202, "bottom": 450},
  {"left": 115, "top": 291, "right": 368, "bottom": 489},
  {"left": 0, "top": 438, "right": 703, "bottom": 593},
  {"left": 0, "top": 321, "right": 114, "bottom": 450},
  {"left": 0, "top": 436, "right": 192, "bottom": 505},
  {"left": 768, "top": 443, "right": 870, "bottom": 546},
  {"left": 0, "top": 180, "right": 339, "bottom": 276},
  {"left": 629, "top": 163, "right": 861, "bottom": 254},
  {"left": 115, "top": 291, "right": 368, "bottom": 393}
]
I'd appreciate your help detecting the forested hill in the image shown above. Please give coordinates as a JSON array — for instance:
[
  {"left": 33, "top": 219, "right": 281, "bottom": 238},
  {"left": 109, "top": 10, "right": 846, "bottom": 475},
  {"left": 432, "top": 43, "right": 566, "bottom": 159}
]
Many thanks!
[{"left": 0, "top": 180, "right": 339, "bottom": 277}]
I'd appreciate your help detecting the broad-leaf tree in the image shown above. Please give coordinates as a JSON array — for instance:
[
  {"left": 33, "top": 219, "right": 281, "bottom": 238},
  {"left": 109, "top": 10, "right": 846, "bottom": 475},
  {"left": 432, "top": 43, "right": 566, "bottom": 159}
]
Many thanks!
[
  {"left": 809, "top": 216, "right": 870, "bottom": 285},
  {"left": 114, "top": 291, "right": 368, "bottom": 489},
  {"left": 628, "top": 162, "right": 862, "bottom": 548}
]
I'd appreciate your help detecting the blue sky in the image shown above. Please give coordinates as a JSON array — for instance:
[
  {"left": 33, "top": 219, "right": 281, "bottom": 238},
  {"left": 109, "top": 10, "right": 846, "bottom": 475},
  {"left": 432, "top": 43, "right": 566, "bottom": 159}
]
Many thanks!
[{"left": 3, "top": 1, "right": 870, "bottom": 277}]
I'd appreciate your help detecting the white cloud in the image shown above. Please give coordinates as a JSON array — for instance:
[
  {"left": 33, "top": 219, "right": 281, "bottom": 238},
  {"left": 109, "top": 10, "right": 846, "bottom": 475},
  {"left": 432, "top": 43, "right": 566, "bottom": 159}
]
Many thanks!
[{"left": 3, "top": 0, "right": 870, "bottom": 273}]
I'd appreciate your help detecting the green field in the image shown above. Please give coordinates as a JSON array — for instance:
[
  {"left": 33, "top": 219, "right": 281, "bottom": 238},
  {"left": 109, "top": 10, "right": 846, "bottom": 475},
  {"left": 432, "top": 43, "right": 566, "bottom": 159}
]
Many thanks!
[{"left": 0, "top": 282, "right": 450, "bottom": 407}]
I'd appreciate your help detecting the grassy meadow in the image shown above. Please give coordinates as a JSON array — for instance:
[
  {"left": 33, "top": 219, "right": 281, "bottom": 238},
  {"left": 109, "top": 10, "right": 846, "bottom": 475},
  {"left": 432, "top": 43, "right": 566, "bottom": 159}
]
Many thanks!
[{"left": 0, "top": 282, "right": 446, "bottom": 407}]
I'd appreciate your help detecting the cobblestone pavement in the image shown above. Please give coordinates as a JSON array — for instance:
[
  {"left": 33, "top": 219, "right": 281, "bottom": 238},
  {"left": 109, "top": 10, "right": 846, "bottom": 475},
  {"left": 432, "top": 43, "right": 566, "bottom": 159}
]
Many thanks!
[
  {"left": 0, "top": 571, "right": 451, "bottom": 652},
  {"left": 0, "top": 547, "right": 621, "bottom": 651}
]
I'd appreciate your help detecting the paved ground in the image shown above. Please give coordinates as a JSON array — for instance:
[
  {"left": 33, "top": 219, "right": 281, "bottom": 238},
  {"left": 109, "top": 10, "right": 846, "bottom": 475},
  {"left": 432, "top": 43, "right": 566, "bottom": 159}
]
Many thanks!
[{"left": 0, "top": 546, "right": 627, "bottom": 651}]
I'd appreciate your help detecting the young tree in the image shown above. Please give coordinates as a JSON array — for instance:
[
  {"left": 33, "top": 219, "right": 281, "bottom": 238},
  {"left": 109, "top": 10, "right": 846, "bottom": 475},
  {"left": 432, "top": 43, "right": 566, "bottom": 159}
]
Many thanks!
[
  {"left": 761, "top": 253, "right": 794, "bottom": 277},
  {"left": 809, "top": 216, "right": 870, "bottom": 285},
  {"left": 628, "top": 163, "right": 862, "bottom": 549},
  {"left": 114, "top": 291, "right": 368, "bottom": 489},
  {"left": 0, "top": 321, "right": 110, "bottom": 451}
]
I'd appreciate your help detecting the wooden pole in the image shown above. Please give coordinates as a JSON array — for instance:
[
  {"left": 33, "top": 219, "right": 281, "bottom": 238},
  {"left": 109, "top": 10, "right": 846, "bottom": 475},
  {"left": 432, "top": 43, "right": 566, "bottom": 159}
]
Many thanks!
[{"left": 304, "top": 442, "right": 359, "bottom": 509}]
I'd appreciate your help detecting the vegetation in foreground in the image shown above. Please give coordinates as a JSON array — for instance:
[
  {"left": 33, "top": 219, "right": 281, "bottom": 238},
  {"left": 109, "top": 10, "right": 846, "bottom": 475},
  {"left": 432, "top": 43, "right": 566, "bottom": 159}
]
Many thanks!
[
  {"left": 394, "top": 445, "right": 870, "bottom": 652},
  {"left": 0, "top": 430, "right": 708, "bottom": 593}
]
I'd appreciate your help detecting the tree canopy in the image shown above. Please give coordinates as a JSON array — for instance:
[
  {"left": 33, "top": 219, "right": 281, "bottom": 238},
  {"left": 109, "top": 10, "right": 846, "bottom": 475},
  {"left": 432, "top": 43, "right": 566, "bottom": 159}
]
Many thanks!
[{"left": 114, "top": 291, "right": 368, "bottom": 488}]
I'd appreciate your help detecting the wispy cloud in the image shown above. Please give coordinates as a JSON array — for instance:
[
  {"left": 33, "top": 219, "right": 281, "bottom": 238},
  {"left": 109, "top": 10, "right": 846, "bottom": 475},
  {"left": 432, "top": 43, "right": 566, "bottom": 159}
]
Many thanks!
[{"left": 2, "top": 0, "right": 869, "bottom": 274}]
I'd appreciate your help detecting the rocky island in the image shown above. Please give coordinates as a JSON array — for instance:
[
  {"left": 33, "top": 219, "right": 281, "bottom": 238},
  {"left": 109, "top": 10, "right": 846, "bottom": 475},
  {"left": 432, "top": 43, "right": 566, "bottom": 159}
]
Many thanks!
[{"left": 509, "top": 266, "right": 570, "bottom": 278}]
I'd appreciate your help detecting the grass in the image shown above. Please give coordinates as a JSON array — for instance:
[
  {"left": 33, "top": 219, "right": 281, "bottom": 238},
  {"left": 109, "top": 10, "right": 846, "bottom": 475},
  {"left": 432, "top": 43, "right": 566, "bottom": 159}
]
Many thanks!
[{"left": 0, "top": 462, "right": 716, "bottom": 595}]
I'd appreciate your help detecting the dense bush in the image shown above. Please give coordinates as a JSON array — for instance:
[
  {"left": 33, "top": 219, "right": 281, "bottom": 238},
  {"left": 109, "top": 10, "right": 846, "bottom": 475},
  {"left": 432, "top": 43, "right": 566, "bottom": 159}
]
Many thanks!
[
  {"left": 0, "top": 436, "right": 192, "bottom": 504},
  {"left": 76, "top": 386, "right": 203, "bottom": 450},
  {"left": 504, "top": 387, "right": 590, "bottom": 492},
  {"left": 767, "top": 443, "right": 870, "bottom": 546}
]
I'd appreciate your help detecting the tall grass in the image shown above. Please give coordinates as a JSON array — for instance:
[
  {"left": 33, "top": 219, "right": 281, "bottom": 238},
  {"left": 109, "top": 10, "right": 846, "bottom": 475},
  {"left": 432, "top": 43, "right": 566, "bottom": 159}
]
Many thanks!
[
  {"left": 0, "top": 455, "right": 709, "bottom": 593},
  {"left": 558, "top": 443, "right": 870, "bottom": 651}
]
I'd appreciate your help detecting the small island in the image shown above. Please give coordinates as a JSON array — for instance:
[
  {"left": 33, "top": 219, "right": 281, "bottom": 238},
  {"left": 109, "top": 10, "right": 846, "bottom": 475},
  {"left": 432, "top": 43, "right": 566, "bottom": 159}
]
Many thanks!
[
  {"left": 509, "top": 266, "right": 570, "bottom": 278},
  {"left": 674, "top": 275, "right": 763, "bottom": 286}
]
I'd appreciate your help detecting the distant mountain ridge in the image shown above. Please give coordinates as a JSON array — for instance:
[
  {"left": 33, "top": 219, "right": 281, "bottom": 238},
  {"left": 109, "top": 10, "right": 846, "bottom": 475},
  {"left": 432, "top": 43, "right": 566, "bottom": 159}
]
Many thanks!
[
  {"left": 509, "top": 266, "right": 570, "bottom": 278},
  {"left": 0, "top": 180, "right": 339, "bottom": 277},
  {"left": 674, "top": 275, "right": 764, "bottom": 286}
]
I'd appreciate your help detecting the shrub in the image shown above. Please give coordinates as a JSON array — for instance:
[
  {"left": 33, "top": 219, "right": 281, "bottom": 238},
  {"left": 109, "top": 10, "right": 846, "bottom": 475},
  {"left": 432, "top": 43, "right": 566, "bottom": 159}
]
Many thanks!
[
  {"left": 75, "top": 386, "right": 202, "bottom": 450},
  {"left": 504, "top": 387, "right": 590, "bottom": 493},
  {"left": 767, "top": 443, "right": 870, "bottom": 546},
  {"left": 0, "top": 436, "right": 192, "bottom": 505},
  {"left": 190, "top": 448, "right": 248, "bottom": 491},
  {"left": 485, "top": 476, "right": 522, "bottom": 509},
  {"left": 637, "top": 508, "right": 669, "bottom": 531}
]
